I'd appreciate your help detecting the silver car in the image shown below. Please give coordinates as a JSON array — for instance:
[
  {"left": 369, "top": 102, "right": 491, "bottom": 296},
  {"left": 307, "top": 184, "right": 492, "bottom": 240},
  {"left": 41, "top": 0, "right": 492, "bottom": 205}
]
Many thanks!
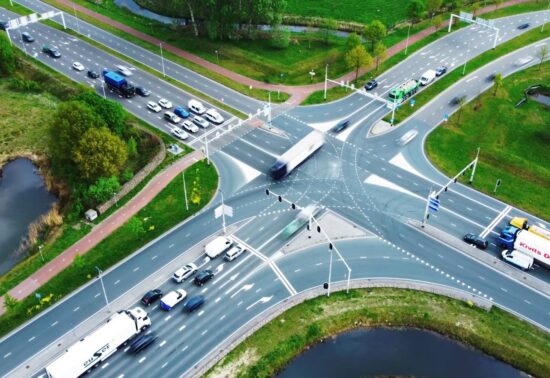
[
  {"left": 172, "top": 263, "right": 198, "bottom": 283},
  {"left": 193, "top": 115, "right": 210, "bottom": 128}
]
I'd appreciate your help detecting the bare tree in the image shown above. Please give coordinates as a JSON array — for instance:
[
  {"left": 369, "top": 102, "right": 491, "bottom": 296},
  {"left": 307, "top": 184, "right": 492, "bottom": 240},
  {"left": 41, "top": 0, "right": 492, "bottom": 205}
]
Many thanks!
[
  {"left": 537, "top": 45, "right": 548, "bottom": 71},
  {"left": 493, "top": 73, "right": 503, "bottom": 96}
]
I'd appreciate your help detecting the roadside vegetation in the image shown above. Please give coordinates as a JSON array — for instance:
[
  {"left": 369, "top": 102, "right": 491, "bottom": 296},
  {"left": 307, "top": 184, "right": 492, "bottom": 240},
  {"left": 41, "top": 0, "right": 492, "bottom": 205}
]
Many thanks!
[
  {"left": 426, "top": 61, "right": 550, "bottom": 220},
  {"left": 207, "top": 288, "right": 550, "bottom": 377},
  {"left": 0, "top": 160, "right": 218, "bottom": 337}
]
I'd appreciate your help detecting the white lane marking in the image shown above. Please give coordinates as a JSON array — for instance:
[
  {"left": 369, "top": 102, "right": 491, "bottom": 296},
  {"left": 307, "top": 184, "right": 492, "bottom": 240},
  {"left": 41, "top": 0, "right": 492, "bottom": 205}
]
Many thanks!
[
  {"left": 201, "top": 329, "right": 208, "bottom": 336},
  {"left": 165, "top": 315, "right": 172, "bottom": 321},
  {"left": 28, "top": 336, "right": 35, "bottom": 342},
  {"left": 198, "top": 310, "right": 205, "bottom": 317},
  {"left": 179, "top": 325, "right": 186, "bottom": 332},
  {"left": 51, "top": 321, "right": 58, "bottom": 327},
  {"left": 114, "top": 280, "right": 120, "bottom": 285},
  {"left": 159, "top": 340, "right": 166, "bottom": 347},
  {"left": 480, "top": 205, "right": 512, "bottom": 238},
  {"left": 73, "top": 307, "right": 80, "bottom": 312},
  {"left": 139, "top": 357, "right": 146, "bottom": 363},
  {"left": 4, "top": 352, "right": 11, "bottom": 358}
]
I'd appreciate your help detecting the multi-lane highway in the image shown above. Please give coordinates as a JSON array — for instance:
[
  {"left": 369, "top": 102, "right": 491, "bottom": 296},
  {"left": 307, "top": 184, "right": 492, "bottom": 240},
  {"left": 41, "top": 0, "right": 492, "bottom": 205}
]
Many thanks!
[{"left": 0, "top": 2, "right": 549, "bottom": 377}]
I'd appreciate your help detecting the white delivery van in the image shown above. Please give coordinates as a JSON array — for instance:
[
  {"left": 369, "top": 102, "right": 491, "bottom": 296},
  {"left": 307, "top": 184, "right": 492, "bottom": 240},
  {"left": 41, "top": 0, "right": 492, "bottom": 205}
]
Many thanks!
[
  {"left": 188, "top": 99, "right": 206, "bottom": 115},
  {"left": 501, "top": 249, "right": 534, "bottom": 270},
  {"left": 205, "top": 236, "right": 233, "bottom": 259},
  {"left": 419, "top": 69, "right": 436, "bottom": 86}
]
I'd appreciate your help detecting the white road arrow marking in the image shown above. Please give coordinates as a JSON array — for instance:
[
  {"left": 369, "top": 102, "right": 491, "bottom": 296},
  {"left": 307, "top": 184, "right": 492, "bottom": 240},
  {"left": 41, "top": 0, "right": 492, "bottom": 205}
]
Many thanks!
[
  {"left": 218, "top": 273, "right": 240, "bottom": 289},
  {"left": 215, "top": 263, "right": 224, "bottom": 274},
  {"left": 230, "top": 283, "right": 254, "bottom": 298},
  {"left": 246, "top": 296, "right": 273, "bottom": 310}
]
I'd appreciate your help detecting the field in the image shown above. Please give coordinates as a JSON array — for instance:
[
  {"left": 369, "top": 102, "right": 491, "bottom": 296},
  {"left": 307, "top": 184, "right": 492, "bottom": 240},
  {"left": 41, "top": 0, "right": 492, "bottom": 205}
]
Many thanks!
[{"left": 426, "top": 62, "right": 550, "bottom": 220}]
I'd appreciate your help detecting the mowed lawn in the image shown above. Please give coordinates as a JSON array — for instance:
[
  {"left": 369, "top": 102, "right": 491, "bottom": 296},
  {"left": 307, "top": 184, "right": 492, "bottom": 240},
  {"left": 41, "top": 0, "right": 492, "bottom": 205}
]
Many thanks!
[
  {"left": 0, "top": 83, "right": 57, "bottom": 162},
  {"left": 426, "top": 62, "right": 550, "bottom": 220}
]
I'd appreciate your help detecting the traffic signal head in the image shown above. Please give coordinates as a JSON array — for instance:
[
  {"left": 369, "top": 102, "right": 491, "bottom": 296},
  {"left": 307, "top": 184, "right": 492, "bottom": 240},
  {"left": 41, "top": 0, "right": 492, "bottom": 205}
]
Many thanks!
[
  {"left": 317, "top": 225, "right": 321, "bottom": 233},
  {"left": 323, "top": 282, "right": 329, "bottom": 290},
  {"left": 278, "top": 195, "right": 282, "bottom": 202},
  {"left": 265, "top": 189, "right": 270, "bottom": 196},
  {"left": 291, "top": 203, "right": 296, "bottom": 210}
]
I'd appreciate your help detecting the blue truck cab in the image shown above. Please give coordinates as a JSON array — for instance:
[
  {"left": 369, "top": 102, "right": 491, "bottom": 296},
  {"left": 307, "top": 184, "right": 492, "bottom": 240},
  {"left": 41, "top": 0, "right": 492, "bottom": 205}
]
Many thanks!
[{"left": 497, "top": 226, "right": 520, "bottom": 249}]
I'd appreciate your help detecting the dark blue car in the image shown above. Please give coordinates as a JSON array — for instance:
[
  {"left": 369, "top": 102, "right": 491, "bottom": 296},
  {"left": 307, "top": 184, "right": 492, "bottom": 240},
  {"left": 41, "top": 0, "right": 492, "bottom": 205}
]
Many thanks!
[
  {"left": 184, "top": 295, "right": 205, "bottom": 312},
  {"left": 174, "top": 106, "right": 190, "bottom": 118}
]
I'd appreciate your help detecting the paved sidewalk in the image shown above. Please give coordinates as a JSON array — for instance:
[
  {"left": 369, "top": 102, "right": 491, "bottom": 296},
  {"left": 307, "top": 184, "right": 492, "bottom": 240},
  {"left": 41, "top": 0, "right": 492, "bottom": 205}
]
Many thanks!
[
  {"left": 53, "top": 0, "right": 531, "bottom": 104},
  {"left": 0, "top": 150, "right": 204, "bottom": 315}
]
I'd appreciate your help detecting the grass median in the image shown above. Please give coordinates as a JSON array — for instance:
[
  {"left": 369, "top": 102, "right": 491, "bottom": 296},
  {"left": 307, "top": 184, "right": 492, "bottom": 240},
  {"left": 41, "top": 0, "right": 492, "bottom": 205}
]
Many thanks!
[
  {"left": 207, "top": 288, "right": 550, "bottom": 377},
  {"left": 0, "top": 159, "right": 218, "bottom": 337},
  {"left": 426, "top": 62, "right": 550, "bottom": 221}
]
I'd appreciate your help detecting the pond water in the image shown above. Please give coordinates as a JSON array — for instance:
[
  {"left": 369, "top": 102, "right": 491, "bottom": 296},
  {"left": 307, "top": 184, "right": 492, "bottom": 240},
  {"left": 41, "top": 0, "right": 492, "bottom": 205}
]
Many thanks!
[
  {"left": 277, "top": 328, "right": 526, "bottom": 378},
  {"left": 0, "top": 158, "right": 57, "bottom": 275}
]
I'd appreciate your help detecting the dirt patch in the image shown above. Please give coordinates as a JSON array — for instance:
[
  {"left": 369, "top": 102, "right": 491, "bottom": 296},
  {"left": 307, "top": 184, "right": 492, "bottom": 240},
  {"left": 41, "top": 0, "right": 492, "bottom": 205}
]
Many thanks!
[{"left": 209, "top": 348, "right": 259, "bottom": 378}]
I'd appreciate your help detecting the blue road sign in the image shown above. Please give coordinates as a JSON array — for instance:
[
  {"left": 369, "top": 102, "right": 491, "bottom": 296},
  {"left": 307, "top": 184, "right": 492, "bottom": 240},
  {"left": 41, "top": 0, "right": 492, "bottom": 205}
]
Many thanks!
[{"left": 428, "top": 196, "right": 440, "bottom": 212}]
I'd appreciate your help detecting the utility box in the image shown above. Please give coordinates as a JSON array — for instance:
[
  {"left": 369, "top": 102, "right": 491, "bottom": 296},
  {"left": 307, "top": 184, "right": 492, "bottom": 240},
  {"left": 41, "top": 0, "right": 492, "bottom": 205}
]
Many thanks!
[{"left": 84, "top": 209, "right": 98, "bottom": 222}]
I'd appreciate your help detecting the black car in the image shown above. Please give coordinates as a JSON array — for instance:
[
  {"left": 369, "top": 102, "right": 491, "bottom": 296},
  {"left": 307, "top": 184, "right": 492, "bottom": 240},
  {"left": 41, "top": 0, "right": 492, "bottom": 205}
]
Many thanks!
[
  {"left": 87, "top": 70, "right": 100, "bottom": 79},
  {"left": 194, "top": 270, "right": 214, "bottom": 286},
  {"left": 183, "top": 295, "right": 205, "bottom": 312},
  {"left": 21, "top": 32, "right": 34, "bottom": 43},
  {"left": 365, "top": 79, "right": 378, "bottom": 91},
  {"left": 435, "top": 66, "right": 447, "bottom": 76},
  {"left": 517, "top": 23, "right": 530, "bottom": 30},
  {"left": 450, "top": 95, "right": 466, "bottom": 106},
  {"left": 130, "top": 333, "right": 157, "bottom": 353},
  {"left": 332, "top": 119, "right": 350, "bottom": 133},
  {"left": 136, "top": 87, "right": 151, "bottom": 97},
  {"left": 463, "top": 233, "right": 488, "bottom": 250},
  {"left": 0, "top": 21, "right": 7, "bottom": 31},
  {"left": 140, "top": 289, "right": 163, "bottom": 306},
  {"left": 486, "top": 73, "right": 496, "bottom": 82},
  {"left": 42, "top": 45, "right": 61, "bottom": 58}
]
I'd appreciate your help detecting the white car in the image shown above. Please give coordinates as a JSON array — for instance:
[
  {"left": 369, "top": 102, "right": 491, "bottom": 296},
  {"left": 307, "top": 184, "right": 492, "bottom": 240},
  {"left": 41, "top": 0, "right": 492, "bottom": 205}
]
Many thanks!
[
  {"left": 158, "top": 98, "right": 173, "bottom": 109},
  {"left": 147, "top": 101, "right": 162, "bottom": 113},
  {"left": 205, "top": 108, "right": 224, "bottom": 124},
  {"left": 115, "top": 64, "right": 133, "bottom": 76},
  {"left": 172, "top": 263, "right": 198, "bottom": 283},
  {"left": 159, "top": 289, "right": 187, "bottom": 311},
  {"left": 72, "top": 62, "right": 85, "bottom": 71},
  {"left": 398, "top": 129, "right": 418, "bottom": 146},
  {"left": 224, "top": 245, "right": 246, "bottom": 262},
  {"left": 193, "top": 115, "right": 210, "bottom": 129},
  {"left": 171, "top": 127, "right": 189, "bottom": 140},
  {"left": 181, "top": 120, "right": 199, "bottom": 133}
]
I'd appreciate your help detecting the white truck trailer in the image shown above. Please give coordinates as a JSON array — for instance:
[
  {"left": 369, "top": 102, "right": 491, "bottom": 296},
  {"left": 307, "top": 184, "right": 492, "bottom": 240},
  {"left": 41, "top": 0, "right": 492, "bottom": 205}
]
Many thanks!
[
  {"left": 205, "top": 236, "right": 233, "bottom": 259},
  {"left": 45, "top": 307, "right": 151, "bottom": 378},
  {"left": 505, "top": 230, "right": 550, "bottom": 267}
]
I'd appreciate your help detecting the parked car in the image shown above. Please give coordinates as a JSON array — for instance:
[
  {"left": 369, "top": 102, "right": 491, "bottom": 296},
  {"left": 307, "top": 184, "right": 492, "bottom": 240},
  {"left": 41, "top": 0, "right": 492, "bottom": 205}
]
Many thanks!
[
  {"left": 158, "top": 98, "right": 173, "bottom": 109},
  {"left": 72, "top": 62, "right": 85, "bottom": 71},
  {"left": 183, "top": 295, "right": 205, "bottom": 312},
  {"left": 397, "top": 129, "right": 418, "bottom": 146},
  {"left": 517, "top": 23, "right": 530, "bottom": 30},
  {"left": 115, "top": 64, "right": 133, "bottom": 76},
  {"left": 147, "top": 101, "right": 162, "bottom": 113},
  {"left": 21, "top": 32, "right": 34, "bottom": 43},
  {"left": 463, "top": 233, "right": 488, "bottom": 249},
  {"left": 87, "top": 70, "right": 99, "bottom": 79},
  {"left": 136, "top": 87, "right": 151, "bottom": 97},
  {"left": 42, "top": 45, "right": 61, "bottom": 58},
  {"left": 194, "top": 270, "right": 214, "bottom": 286},
  {"left": 181, "top": 120, "right": 199, "bottom": 133},
  {"left": 164, "top": 111, "right": 181, "bottom": 124},
  {"left": 172, "top": 263, "right": 198, "bottom": 283},
  {"left": 193, "top": 115, "right": 210, "bottom": 129},
  {"left": 224, "top": 245, "right": 246, "bottom": 262},
  {"left": 171, "top": 127, "right": 189, "bottom": 140},
  {"left": 159, "top": 289, "right": 187, "bottom": 311},
  {"left": 174, "top": 106, "right": 190, "bottom": 118},
  {"left": 130, "top": 333, "right": 157, "bottom": 353},
  {"left": 204, "top": 108, "right": 224, "bottom": 124},
  {"left": 140, "top": 289, "right": 163, "bottom": 306},
  {"left": 450, "top": 95, "right": 466, "bottom": 106},
  {"left": 364, "top": 79, "right": 378, "bottom": 91},
  {"left": 435, "top": 66, "right": 447, "bottom": 76},
  {"left": 331, "top": 119, "right": 350, "bottom": 133},
  {"left": 188, "top": 99, "right": 206, "bottom": 114}
]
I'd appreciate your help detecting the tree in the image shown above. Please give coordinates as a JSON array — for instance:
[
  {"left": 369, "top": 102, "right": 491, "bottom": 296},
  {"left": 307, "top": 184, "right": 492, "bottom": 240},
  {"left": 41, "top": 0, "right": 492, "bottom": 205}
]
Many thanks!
[
  {"left": 184, "top": 0, "right": 199, "bottom": 37},
  {"left": 76, "top": 92, "right": 128, "bottom": 137},
  {"left": 0, "top": 33, "right": 17, "bottom": 76},
  {"left": 49, "top": 101, "right": 107, "bottom": 164},
  {"left": 345, "top": 45, "right": 373, "bottom": 83},
  {"left": 373, "top": 42, "right": 387, "bottom": 71},
  {"left": 320, "top": 18, "right": 337, "bottom": 45},
  {"left": 537, "top": 45, "right": 548, "bottom": 71},
  {"left": 345, "top": 32, "right": 362, "bottom": 52},
  {"left": 128, "top": 216, "right": 145, "bottom": 237},
  {"left": 190, "top": 167, "right": 202, "bottom": 205},
  {"left": 493, "top": 73, "right": 503, "bottom": 96},
  {"left": 306, "top": 20, "right": 315, "bottom": 49},
  {"left": 425, "top": 0, "right": 442, "bottom": 18},
  {"left": 494, "top": 0, "right": 502, "bottom": 9},
  {"left": 87, "top": 176, "right": 121, "bottom": 204},
  {"left": 3, "top": 294, "right": 18, "bottom": 312},
  {"left": 127, "top": 136, "right": 138, "bottom": 157},
  {"left": 270, "top": 25, "right": 290, "bottom": 49},
  {"left": 432, "top": 15, "right": 444, "bottom": 31},
  {"left": 363, "top": 20, "right": 386, "bottom": 51},
  {"left": 455, "top": 96, "right": 466, "bottom": 126},
  {"left": 471, "top": 3, "right": 480, "bottom": 16},
  {"left": 407, "top": 0, "right": 425, "bottom": 23},
  {"left": 73, "top": 127, "right": 128, "bottom": 182}
]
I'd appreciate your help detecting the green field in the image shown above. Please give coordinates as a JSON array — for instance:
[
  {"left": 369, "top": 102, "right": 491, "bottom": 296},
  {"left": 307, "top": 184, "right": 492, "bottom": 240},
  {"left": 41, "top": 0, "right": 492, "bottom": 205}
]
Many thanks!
[
  {"left": 207, "top": 288, "right": 550, "bottom": 377},
  {"left": 426, "top": 62, "right": 550, "bottom": 220}
]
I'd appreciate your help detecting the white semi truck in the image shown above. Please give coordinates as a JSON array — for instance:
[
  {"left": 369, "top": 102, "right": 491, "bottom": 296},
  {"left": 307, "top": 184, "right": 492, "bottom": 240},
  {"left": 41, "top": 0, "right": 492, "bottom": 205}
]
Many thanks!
[
  {"left": 498, "top": 228, "right": 550, "bottom": 267},
  {"left": 45, "top": 307, "right": 151, "bottom": 378}
]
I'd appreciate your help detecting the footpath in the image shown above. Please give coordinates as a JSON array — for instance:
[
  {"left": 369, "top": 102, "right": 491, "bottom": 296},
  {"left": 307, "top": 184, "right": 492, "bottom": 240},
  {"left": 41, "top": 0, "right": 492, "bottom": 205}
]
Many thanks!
[
  {"left": 52, "top": 0, "right": 532, "bottom": 104},
  {"left": 0, "top": 150, "right": 204, "bottom": 315}
]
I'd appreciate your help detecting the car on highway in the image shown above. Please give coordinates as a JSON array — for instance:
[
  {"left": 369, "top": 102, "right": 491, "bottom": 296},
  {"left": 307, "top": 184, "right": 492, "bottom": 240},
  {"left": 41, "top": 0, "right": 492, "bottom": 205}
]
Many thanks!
[
  {"left": 172, "top": 262, "right": 198, "bottom": 283},
  {"left": 87, "top": 70, "right": 99, "bottom": 79},
  {"left": 140, "top": 289, "right": 163, "bottom": 306},
  {"left": 517, "top": 23, "right": 530, "bottom": 30},
  {"left": 72, "top": 62, "right": 85, "bottom": 71},
  {"left": 21, "top": 32, "right": 34, "bottom": 43},
  {"left": 159, "top": 289, "right": 187, "bottom": 311},
  {"left": 331, "top": 119, "right": 350, "bottom": 133},
  {"left": 397, "top": 129, "right": 418, "bottom": 146},
  {"left": 435, "top": 66, "right": 447, "bottom": 76},
  {"left": 486, "top": 73, "right": 496, "bottom": 82},
  {"left": 450, "top": 95, "right": 466, "bottom": 106},
  {"left": 205, "top": 108, "right": 224, "bottom": 124},
  {"left": 282, "top": 205, "right": 320, "bottom": 239},
  {"left": 129, "top": 333, "right": 157, "bottom": 353},
  {"left": 183, "top": 295, "right": 205, "bottom": 312},
  {"left": 0, "top": 21, "right": 7, "bottom": 31},
  {"left": 136, "top": 87, "right": 151, "bottom": 97},
  {"left": 463, "top": 233, "right": 488, "bottom": 250},
  {"left": 514, "top": 56, "right": 533, "bottom": 67},
  {"left": 164, "top": 111, "right": 181, "bottom": 124},
  {"left": 364, "top": 79, "right": 378, "bottom": 91},
  {"left": 224, "top": 244, "right": 246, "bottom": 262},
  {"left": 174, "top": 106, "right": 190, "bottom": 118},
  {"left": 42, "top": 45, "right": 61, "bottom": 58},
  {"left": 188, "top": 99, "right": 206, "bottom": 114},
  {"left": 147, "top": 101, "right": 162, "bottom": 113},
  {"left": 181, "top": 120, "right": 199, "bottom": 133},
  {"left": 501, "top": 249, "right": 534, "bottom": 270},
  {"left": 193, "top": 115, "right": 210, "bottom": 129},
  {"left": 115, "top": 64, "right": 133, "bottom": 76},
  {"left": 159, "top": 98, "right": 173, "bottom": 109},
  {"left": 194, "top": 270, "right": 214, "bottom": 286},
  {"left": 171, "top": 127, "right": 189, "bottom": 140}
]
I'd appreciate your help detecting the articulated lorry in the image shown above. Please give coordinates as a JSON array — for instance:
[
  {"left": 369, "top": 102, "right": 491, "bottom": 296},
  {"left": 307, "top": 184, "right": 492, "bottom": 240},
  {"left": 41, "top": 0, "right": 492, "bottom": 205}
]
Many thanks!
[
  {"left": 388, "top": 79, "right": 420, "bottom": 102},
  {"left": 102, "top": 69, "right": 136, "bottom": 98},
  {"left": 509, "top": 217, "right": 550, "bottom": 241},
  {"left": 498, "top": 227, "right": 550, "bottom": 267},
  {"left": 45, "top": 307, "right": 151, "bottom": 378}
]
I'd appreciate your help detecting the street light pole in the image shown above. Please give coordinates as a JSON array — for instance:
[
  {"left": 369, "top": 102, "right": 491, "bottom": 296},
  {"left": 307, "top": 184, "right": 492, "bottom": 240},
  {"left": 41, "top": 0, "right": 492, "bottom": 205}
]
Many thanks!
[
  {"left": 542, "top": 1, "right": 549, "bottom": 33},
  {"left": 462, "top": 47, "right": 470, "bottom": 76},
  {"left": 323, "top": 64, "right": 328, "bottom": 101},
  {"left": 101, "top": 79, "right": 106, "bottom": 99},
  {"left": 113, "top": 192, "right": 118, "bottom": 207},
  {"left": 215, "top": 50, "right": 219, "bottom": 64},
  {"left": 405, "top": 22, "right": 412, "bottom": 55},
  {"left": 159, "top": 42, "right": 166, "bottom": 77},
  {"left": 469, "top": 147, "right": 480, "bottom": 184},
  {"left": 73, "top": 4, "right": 80, "bottom": 34},
  {"left": 95, "top": 266, "right": 110, "bottom": 310},
  {"left": 182, "top": 171, "right": 189, "bottom": 211},
  {"left": 327, "top": 245, "right": 333, "bottom": 296},
  {"left": 390, "top": 95, "right": 397, "bottom": 126}
]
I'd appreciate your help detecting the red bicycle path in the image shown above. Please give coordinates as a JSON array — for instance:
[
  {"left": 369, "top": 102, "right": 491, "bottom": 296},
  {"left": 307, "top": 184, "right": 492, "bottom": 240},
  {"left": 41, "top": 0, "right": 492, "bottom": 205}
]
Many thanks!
[{"left": 54, "top": 0, "right": 532, "bottom": 104}]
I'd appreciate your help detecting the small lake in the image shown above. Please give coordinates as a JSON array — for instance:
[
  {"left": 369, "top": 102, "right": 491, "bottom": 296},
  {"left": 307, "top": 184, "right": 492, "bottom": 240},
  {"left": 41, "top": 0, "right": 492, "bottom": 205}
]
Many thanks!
[
  {"left": 0, "top": 158, "right": 57, "bottom": 275},
  {"left": 277, "top": 328, "right": 526, "bottom": 378}
]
